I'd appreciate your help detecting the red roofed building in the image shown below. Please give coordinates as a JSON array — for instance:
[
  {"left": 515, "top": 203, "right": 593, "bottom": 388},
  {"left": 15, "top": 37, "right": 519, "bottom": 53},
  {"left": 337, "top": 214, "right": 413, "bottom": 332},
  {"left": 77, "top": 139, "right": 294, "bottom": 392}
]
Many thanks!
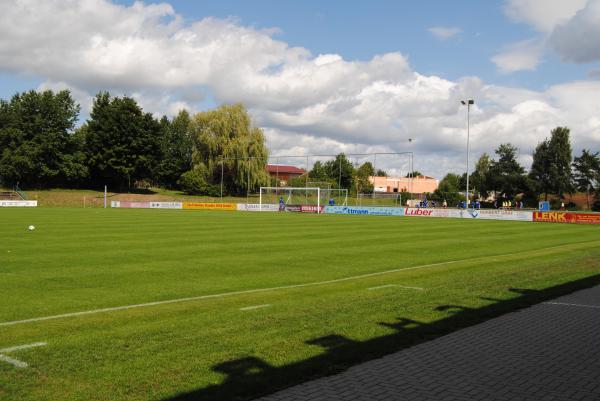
[{"left": 266, "top": 164, "right": 306, "bottom": 185}]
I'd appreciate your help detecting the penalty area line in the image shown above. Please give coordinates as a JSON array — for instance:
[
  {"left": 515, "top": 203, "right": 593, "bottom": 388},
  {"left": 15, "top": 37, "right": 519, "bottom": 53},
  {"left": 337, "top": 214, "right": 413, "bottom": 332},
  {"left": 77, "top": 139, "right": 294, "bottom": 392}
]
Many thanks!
[
  {"left": 1, "top": 240, "right": 598, "bottom": 328},
  {"left": 239, "top": 304, "right": 271, "bottom": 311},
  {"left": 367, "top": 284, "right": 424, "bottom": 291},
  {"left": 0, "top": 342, "right": 47, "bottom": 369}
]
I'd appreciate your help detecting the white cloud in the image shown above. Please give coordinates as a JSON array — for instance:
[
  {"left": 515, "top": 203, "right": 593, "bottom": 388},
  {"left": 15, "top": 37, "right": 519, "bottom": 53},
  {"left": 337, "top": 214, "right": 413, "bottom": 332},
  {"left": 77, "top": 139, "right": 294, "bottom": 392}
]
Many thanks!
[
  {"left": 549, "top": 0, "right": 600, "bottom": 63},
  {"left": 428, "top": 26, "right": 462, "bottom": 41},
  {"left": 504, "top": 0, "right": 589, "bottom": 32},
  {"left": 0, "top": 0, "right": 599, "bottom": 179},
  {"left": 491, "top": 38, "right": 544, "bottom": 73}
]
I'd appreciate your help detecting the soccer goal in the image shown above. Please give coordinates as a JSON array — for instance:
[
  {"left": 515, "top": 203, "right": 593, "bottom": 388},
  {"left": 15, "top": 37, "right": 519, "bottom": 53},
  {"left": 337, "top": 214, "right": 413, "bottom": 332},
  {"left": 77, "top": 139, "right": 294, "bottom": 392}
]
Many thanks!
[{"left": 259, "top": 187, "right": 348, "bottom": 212}]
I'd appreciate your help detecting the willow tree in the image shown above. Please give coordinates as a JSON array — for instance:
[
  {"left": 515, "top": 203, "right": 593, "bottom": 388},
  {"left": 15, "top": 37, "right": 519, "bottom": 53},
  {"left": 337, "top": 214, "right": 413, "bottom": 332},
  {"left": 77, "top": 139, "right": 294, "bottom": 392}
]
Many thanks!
[{"left": 190, "top": 104, "right": 269, "bottom": 195}]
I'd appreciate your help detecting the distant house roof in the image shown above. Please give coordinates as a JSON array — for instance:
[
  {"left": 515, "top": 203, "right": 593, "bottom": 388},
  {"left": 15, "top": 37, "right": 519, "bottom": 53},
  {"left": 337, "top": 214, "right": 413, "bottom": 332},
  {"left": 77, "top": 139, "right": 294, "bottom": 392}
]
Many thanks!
[{"left": 266, "top": 164, "right": 306, "bottom": 175}]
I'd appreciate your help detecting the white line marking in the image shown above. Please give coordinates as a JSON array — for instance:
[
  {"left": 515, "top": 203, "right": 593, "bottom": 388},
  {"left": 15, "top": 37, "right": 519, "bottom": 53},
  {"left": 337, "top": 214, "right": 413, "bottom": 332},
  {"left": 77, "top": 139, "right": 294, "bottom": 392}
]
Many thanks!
[
  {"left": 543, "top": 302, "right": 600, "bottom": 310},
  {"left": 368, "top": 284, "right": 424, "bottom": 291},
  {"left": 0, "top": 342, "right": 47, "bottom": 369},
  {"left": 0, "top": 354, "right": 28, "bottom": 368},
  {"left": 0, "top": 241, "right": 597, "bottom": 327},
  {"left": 0, "top": 342, "right": 47, "bottom": 353},
  {"left": 368, "top": 284, "right": 397, "bottom": 290},
  {"left": 239, "top": 304, "right": 271, "bottom": 311}
]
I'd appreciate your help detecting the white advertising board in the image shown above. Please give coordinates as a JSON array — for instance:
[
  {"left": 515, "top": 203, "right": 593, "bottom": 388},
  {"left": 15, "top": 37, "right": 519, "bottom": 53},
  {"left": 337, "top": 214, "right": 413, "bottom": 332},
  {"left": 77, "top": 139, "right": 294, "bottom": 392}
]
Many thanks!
[
  {"left": 149, "top": 202, "right": 182, "bottom": 209},
  {"left": 0, "top": 200, "right": 38, "bottom": 207},
  {"left": 237, "top": 203, "right": 279, "bottom": 212},
  {"left": 403, "top": 207, "right": 533, "bottom": 222},
  {"left": 403, "top": 208, "right": 462, "bottom": 218},
  {"left": 461, "top": 209, "right": 533, "bottom": 221}
]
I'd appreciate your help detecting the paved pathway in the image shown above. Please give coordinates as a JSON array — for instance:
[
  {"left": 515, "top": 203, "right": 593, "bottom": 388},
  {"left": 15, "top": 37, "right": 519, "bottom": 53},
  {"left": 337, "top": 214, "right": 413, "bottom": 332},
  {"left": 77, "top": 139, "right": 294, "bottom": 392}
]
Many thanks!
[{"left": 257, "top": 285, "right": 600, "bottom": 401}]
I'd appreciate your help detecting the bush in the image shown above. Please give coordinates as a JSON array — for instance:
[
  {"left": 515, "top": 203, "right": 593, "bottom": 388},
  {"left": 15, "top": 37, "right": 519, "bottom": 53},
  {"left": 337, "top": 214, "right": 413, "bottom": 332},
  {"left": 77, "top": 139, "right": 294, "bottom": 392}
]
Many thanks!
[{"left": 178, "top": 171, "right": 220, "bottom": 196}]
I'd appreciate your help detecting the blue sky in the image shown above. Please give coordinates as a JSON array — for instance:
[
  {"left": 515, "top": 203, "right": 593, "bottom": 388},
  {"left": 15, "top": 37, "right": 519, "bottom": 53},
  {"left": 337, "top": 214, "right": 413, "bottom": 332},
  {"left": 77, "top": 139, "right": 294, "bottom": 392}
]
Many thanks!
[
  {"left": 2, "top": 1, "right": 596, "bottom": 98},
  {"left": 0, "top": 0, "right": 599, "bottom": 177}
]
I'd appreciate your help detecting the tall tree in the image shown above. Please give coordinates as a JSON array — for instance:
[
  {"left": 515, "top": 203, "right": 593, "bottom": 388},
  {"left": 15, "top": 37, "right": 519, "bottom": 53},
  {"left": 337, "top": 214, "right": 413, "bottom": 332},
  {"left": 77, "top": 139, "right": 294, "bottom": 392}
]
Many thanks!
[
  {"left": 156, "top": 110, "right": 194, "bottom": 188},
  {"left": 470, "top": 153, "right": 491, "bottom": 198},
  {"left": 548, "top": 126, "right": 573, "bottom": 196},
  {"left": 353, "top": 162, "right": 375, "bottom": 194},
  {"left": 529, "top": 139, "right": 552, "bottom": 200},
  {"left": 572, "top": 149, "right": 600, "bottom": 210},
  {"left": 190, "top": 103, "right": 269, "bottom": 195},
  {"left": 0, "top": 90, "right": 85, "bottom": 187},
  {"left": 309, "top": 161, "right": 329, "bottom": 181},
  {"left": 432, "top": 173, "right": 464, "bottom": 205},
  {"left": 85, "top": 92, "right": 163, "bottom": 189},
  {"left": 487, "top": 143, "right": 526, "bottom": 198},
  {"left": 323, "top": 153, "right": 354, "bottom": 189}
]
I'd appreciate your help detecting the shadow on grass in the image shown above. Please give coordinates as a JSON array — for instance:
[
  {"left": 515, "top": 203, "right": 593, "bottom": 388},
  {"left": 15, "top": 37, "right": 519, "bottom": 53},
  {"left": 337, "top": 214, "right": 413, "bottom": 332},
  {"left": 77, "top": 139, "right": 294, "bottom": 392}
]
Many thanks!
[{"left": 163, "top": 274, "right": 600, "bottom": 401}]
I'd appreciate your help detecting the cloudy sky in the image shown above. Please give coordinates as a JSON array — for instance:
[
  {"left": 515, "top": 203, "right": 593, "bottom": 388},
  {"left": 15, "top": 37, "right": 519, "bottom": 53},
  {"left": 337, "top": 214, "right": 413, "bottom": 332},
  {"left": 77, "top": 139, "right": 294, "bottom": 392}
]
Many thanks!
[{"left": 1, "top": 0, "right": 599, "bottom": 177}]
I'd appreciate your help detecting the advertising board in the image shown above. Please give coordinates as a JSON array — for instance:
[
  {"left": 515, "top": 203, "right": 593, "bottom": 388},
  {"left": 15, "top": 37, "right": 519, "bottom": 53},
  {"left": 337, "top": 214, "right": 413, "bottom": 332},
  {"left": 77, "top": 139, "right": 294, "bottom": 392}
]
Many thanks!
[
  {"left": 284, "top": 204, "right": 302, "bottom": 212},
  {"left": 237, "top": 203, "right": 279, "bottom": 212},
  {"left": 324, "top": 206, "right": 404, "bottom": 216},
  {"left": 461, "top": 209, "right": 533, "bottom": 221},
  {"left": 403, "top": 208, "right": 461, "bottom": 218},
  {"left": 111, "top": 201, "right": 150, "bottom": 208},
  {"left": 300, "top": 205, "right": 325, "bottom": 213},
  {"left": 533, "top": 212, "right": 600, "bottom": 225},
  {"left": 182, "top": 202, "right": 236, "bottom": 210},
  {"left": 403, "top": 208, "right": 532, "bottom": 221},
  {"left": 0, "top": 200, "right": 37, "bottom": 207},
  {"left": 149, "top": 202, "right": 182, "bottom": 209}
]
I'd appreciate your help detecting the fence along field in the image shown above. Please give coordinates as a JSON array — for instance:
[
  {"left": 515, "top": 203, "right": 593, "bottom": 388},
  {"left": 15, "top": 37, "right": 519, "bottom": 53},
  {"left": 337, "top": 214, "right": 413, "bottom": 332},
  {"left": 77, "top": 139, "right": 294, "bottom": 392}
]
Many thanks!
[{"left": 0, "top": 207, "right": 599, "bottom": 401}]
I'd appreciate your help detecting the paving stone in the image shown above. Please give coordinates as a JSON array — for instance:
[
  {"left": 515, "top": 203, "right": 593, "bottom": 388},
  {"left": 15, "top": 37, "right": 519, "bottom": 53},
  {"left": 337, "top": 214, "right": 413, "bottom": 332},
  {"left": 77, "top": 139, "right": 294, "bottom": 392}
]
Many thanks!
[{"left": 255, "top": 285, "right": 600, "bottom": 401}]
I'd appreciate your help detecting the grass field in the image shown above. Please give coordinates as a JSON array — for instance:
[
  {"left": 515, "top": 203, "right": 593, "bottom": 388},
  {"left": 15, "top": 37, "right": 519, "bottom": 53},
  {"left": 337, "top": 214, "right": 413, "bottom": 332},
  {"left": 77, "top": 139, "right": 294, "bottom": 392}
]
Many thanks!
[{"left": 1, "top": 208, "right": 599, "bottom": 401}]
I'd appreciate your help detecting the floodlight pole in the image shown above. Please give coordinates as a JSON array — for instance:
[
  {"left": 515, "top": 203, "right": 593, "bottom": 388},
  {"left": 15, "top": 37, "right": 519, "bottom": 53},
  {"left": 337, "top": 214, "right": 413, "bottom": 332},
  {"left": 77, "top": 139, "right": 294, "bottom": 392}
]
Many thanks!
[
  {"left": 461, "top": 99, "right": 474, "bottom": 206},
  {"left": 408, "top": 139, "right": 414, "bottom": 205}
]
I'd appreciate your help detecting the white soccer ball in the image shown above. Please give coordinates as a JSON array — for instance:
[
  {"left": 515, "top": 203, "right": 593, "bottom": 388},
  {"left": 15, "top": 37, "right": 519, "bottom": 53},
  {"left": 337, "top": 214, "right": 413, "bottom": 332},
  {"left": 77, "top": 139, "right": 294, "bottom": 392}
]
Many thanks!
[{"left": 28, "top": 225, "right": 35, "bottom": 231}]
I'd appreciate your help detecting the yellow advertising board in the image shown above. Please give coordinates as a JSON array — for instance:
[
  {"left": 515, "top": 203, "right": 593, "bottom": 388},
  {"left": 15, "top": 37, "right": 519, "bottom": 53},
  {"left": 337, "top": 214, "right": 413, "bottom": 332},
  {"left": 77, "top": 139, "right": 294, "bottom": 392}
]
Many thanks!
[{"left": 182, "top": 202, "right": 236, "bottom": 211}]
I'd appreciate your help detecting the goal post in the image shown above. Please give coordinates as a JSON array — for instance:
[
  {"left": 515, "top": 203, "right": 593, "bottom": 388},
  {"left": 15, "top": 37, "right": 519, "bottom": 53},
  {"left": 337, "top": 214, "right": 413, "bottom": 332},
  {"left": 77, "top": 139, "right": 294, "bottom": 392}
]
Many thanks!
[
  {"left": 259, "top": 187, "right": 348, "bottom": 212},
  {"left": 259, "top": 187, "right": 320, "bottom": 212}
]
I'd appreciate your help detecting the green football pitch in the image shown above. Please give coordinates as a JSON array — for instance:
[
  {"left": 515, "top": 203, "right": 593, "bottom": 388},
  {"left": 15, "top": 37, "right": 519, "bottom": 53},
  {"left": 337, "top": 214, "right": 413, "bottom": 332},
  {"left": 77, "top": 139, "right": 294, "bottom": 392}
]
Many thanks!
[{"left": 1, "top": 208, "right": 599, "bottom": 401}]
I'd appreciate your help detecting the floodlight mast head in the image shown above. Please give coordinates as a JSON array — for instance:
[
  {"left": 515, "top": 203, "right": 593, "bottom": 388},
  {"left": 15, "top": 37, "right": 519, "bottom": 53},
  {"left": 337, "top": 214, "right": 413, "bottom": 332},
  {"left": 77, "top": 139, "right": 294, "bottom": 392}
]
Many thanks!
[{"left": 460, "top": 99, "right": 474, "bottom": 105}]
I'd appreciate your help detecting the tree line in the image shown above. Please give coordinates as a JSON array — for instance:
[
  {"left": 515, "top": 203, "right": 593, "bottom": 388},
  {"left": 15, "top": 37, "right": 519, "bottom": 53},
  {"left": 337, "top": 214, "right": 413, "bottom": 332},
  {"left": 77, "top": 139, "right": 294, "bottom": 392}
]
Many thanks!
[
  {"left": 433, "top": 127, "right": 600, "bottom": 210},
  {"left": 1, "top": 90, "right": 598, "bottom": 208},
  {"left": 0, "top": 90, "right": 268, "bottom": 195}
]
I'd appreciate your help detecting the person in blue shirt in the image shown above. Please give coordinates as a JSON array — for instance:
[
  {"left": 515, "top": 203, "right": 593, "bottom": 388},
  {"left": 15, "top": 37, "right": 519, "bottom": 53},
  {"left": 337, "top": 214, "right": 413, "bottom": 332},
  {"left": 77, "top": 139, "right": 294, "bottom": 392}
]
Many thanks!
[
  {"left": 279, "top": 196, "right": 285, "bottom": 211},
  {"left": 328, "top": 197, "right": 335, "bottom": 206}
]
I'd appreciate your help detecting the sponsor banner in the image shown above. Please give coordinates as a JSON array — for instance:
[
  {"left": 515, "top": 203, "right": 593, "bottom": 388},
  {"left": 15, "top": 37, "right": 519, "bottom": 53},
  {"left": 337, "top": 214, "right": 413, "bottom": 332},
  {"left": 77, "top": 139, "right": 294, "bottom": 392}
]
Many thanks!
[
  {"left": 112, "top": 201, "right": 151, "bottom": 208},
  {"left": 182, "top": 202, "right": 236, "bottom": 210},
  {"left": 237, "top": 203, "right": 279, "bottom": 212},
  {"left": 461, "top": 209, "right": 533, "bottom": 221},
  {"left": 324, "top": 206, "right": 405, "bottom": 216},
  {"left": 150, "top": 202, "right": 182, "bottom": 209},
  {"left": 284, "top": 204, "right": 302, "bottom": 212},
  {"left": 533, "top": 212, "right": 600, "bottom": 225},
  {"left": 0, "top": 200, "right": 37, "bottom": 207},
  {"left": 403, "top": 208, "right": 533, "bottom": 221},
  {"left": 301, "top": 205, "right": 325, "bottom": 213},
  {"left": 403, "top": 208, "right": 462, "bottom": 218}
]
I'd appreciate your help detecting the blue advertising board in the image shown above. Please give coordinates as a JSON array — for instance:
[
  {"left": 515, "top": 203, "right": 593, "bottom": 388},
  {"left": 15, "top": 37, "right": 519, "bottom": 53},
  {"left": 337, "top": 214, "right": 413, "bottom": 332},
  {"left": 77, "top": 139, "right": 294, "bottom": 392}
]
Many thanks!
[{"left": 324, "top": 206, "right": 404, "bottom": 216}]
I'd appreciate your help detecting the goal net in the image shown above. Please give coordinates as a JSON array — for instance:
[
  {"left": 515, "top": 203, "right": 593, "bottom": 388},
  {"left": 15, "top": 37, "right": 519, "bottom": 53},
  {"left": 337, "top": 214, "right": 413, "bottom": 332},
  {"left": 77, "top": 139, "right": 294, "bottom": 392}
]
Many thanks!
[{"left": 259, "top": 187, "right": 348, "bottom": 212}]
